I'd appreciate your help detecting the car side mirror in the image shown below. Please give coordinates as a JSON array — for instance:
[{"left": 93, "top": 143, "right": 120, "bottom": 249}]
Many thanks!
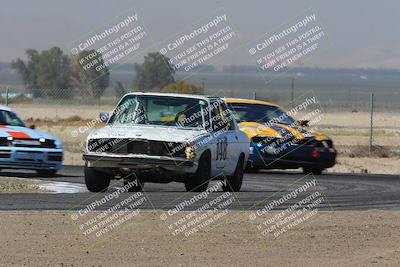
[
  {"left": 297, "top": 120, "right": 309, "bottom": 127},
  {"left": 29, "top": 124, "right": 36, "bottom": 129},
  {"left": 99, "top": 112, "right": 110, "bottom": 123}
]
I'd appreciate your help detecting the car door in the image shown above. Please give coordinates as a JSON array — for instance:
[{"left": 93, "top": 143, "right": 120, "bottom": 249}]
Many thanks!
[
  {"left": 209, "top": 100, "right": 235, "bottom": 173},
  {"left": 218, "top": 103, "right": 239, "bottom": 174}
]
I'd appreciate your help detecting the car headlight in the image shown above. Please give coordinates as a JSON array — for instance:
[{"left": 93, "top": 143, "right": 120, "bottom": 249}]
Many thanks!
[
  {"left": 185, "top": 146, "right": 196, "bottom": 160},
  {"left": 249, "top": 146, "right": 254, "bottom": 154},
  {"left": 54, "top": 139, "right": 63, "bottom": 149}
]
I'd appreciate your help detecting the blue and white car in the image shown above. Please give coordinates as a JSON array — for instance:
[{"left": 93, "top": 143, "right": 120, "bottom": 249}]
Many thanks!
[{"left": 0, "top": 105, "right": 63, "bottom": 176}]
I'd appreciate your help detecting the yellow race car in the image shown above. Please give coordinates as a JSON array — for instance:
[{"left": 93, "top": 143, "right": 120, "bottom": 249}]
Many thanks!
[{"left": 225, "top": 98, "right": 336, "bottom": 174}]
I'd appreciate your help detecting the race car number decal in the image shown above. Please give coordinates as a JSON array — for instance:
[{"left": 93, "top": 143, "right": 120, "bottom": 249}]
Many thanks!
[{"left": 216, "top": 137, "right": 228, "bottom": 160}]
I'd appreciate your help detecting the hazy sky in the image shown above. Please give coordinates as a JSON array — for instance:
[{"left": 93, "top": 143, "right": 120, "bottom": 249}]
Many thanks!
[{"left": 1, "top": 0, "right": 400, "bottom": 69}]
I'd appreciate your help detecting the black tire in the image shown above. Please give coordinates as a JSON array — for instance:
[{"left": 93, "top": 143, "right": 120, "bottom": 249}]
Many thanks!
[
  {"left": 184, "top": 152, "right": 211, "bottom": 192},
  {"left": 36, "top": 169, "right": 57, "bottom": 177},
  {"left": 302, "top": 167, "right": 324, "bottom": 175},
  {"left": 223, "top": 155, "right": 244, "bottom": 192},
  {"left": 124, "top": 179, "right": 144, "bottom": 192},
  {"left": 245, "top": 167, "right": 259, "bottom": 173},
  {"left": 84, "top": 166, "right": 111, "bottom": 192}
]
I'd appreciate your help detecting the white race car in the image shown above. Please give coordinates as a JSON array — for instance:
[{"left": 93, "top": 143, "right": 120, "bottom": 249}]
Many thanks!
[{"left": 83, "top": 92, "right": 249, "bottom": 192}]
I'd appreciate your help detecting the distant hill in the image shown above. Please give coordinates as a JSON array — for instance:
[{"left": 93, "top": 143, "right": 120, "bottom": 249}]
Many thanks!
[
  {"left": 222, "top": 65, "right": 400, "bottom": 75},
  {"left": 0, "top": 62, "right": 11, "bottom": 70},
  {"left": 2, "top": 60, "right": 399, "bottom": 75}
]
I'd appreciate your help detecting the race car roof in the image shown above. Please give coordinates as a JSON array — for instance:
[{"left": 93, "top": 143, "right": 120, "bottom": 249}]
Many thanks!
[
  {"left": 224, "top": 98, "right": 280, "bottom": 108},
  {"left": 124, "top": 92, "right": 212, "bottom": 101},
  {"left": 0, "top": 105, "right": 12, "bottom": 111}
]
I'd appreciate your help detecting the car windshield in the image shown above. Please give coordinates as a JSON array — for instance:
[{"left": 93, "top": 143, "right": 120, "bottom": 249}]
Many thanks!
[
  {"left": 0, "top": 110, "right": 25, "bottom": 127},
  {"left": 227, "top": 103, "right": 296, "bottom": 125},
  {"left": 109, "top": 95, "right": 209, "bottom": 129}
]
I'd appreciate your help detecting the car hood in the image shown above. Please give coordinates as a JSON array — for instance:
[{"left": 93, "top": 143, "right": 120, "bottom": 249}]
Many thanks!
[
  {"left": 88, "top": 125, "right": 209, "bottom": 143},
  {"left": 0, "top": 125, "right": 58, "bottom": 141},
  {"left": 238, "top": 122, "right": 330, "bottom": 141}
]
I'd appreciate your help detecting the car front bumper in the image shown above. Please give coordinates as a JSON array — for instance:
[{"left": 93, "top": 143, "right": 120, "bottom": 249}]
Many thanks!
[
  {"left": 0, "top": 147, "right": 63, "bottom": 171},
  {"left": 83, "top": 153, "right": 196, "bottom": 170},
  {"left": 247, "top": 142, "right": 336, "bottom": 170}
]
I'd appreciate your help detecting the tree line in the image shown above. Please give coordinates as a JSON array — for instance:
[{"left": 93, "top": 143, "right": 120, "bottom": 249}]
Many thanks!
[{"left": 12, "top": 47, "right": 203, "bottom": 99}]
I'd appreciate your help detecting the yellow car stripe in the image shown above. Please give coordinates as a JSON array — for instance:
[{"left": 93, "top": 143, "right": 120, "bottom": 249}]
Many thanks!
[
  {"left": 238, "top": 122, "right": 281, "bottom": 139},
  {"left": 276, "top": 124, "right": 305, "bottom": 140}
]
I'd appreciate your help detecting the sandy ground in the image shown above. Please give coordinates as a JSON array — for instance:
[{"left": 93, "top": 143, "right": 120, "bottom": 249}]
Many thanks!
[
  {"left": 330, "top": 156, "right": 400, "bottom": 175},
  {"left": 13, "top": 104, "right": 113, "bottom": 120},
  {"left": 0, "top": 211, "right": 399, "bottom": 266},
  {"left": 318, "top": 112, "right": 400, "bottom": 129}
]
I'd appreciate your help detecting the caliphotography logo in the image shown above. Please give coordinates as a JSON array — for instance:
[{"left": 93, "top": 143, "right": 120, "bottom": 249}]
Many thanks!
[{"left": 248, "top": 174, "right": 333, "bottom": 245}]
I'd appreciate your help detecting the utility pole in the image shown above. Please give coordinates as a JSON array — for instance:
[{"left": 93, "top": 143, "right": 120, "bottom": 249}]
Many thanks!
[
  {"left": 348, "top": 87, "right": 352, "bottom": 111},
  {"left": 5, "top": 87, "right": 9, "bottom": 106},
  {"left": 201, "top": 77, "right": 206, "bottom": 90},
  {"left": 368, "top": 92, "right": 374, "bottom": 154},
  {"left": 253, "top": 91, "right": 257, "bottom": 100},
  {"left": 290, "top": 77, "right": 295, "bottom": 107}
]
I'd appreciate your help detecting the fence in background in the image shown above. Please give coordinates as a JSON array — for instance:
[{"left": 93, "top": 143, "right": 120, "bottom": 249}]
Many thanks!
[{"left": 2, "top": 87, "right": 399, "bottom": 114}]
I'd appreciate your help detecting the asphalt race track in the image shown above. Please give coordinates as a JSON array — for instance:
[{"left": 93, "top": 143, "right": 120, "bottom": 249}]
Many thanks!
[{"left": 0, "top": 165, "right": 399, "bottom": 211}]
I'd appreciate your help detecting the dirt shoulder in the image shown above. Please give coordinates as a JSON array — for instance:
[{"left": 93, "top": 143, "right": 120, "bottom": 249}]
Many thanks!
[
  {"left": 0, "top": 177, "right": 47, "bottom": 193},
  {"left": 329, "top": 155, "right": 400, "bottom": 175},
  {"left": 1, "top": 211, "right": 399, "bottom": 266}
]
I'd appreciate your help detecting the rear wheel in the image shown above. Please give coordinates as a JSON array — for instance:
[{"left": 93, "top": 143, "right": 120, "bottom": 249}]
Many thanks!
[
  {"left": 223, "top": 155, "right": 244, "bottom": 192},
  {"left": 36, "top": 170, "right": 57, "bottom": 177},
  {"left": 246, "top": 167, "right": 259, "bottom": 173},
  {"left": 184, "top": 152, "right": 211, "bottom": 192},
  {"left": 84, "top": 166, "right": 111, "bottom": 192},
  {"left": 302, "top": 167, "right": 324, "bottom": 175}
]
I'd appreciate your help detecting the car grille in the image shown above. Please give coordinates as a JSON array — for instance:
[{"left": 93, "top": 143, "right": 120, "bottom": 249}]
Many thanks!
[
  {"left": 48, "top": 152, "right": 63, "bottom": 161},
  {"left": 252, "top": 136, "right": 279, "bottom": 144},
  {"left": 0, "top": 137, "right": 56, "bottom": 148},
  {"left": 87, "top": 138, "right": 186, "bottom": 157},
  {"left": 252, "top": 136, "right": 333, "bottom": 148},
  {"left": 297, "top": 139, "right": 333, "bottom": 148},
  {"left": 0, "top": 150, "right": 11, "bottom": 158}
]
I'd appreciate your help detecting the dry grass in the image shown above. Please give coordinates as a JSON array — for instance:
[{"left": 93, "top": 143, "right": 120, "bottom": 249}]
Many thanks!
[
  {"left": 0, "top": 177, "right": 47, "bottom": 193},
  {"left": 342, "top": 145, "right": 397, "bottom": 158}
]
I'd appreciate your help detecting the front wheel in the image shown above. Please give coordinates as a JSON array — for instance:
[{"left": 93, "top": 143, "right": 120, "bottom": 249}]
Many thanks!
[
  {"left": 223, "top": 155, "right": 244, "bottom": 192},
  {"left": 84, "top": 166, "right": 111, "bottom": 192},
  {"left": 302, "top": 167, "right": 324, "bottom": 175},
  {"left": 245, "top": 167, "right": 259, "bottom": 173},
  {"left": 184, "top": 152, "right": 211, "bottom": 192}
]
